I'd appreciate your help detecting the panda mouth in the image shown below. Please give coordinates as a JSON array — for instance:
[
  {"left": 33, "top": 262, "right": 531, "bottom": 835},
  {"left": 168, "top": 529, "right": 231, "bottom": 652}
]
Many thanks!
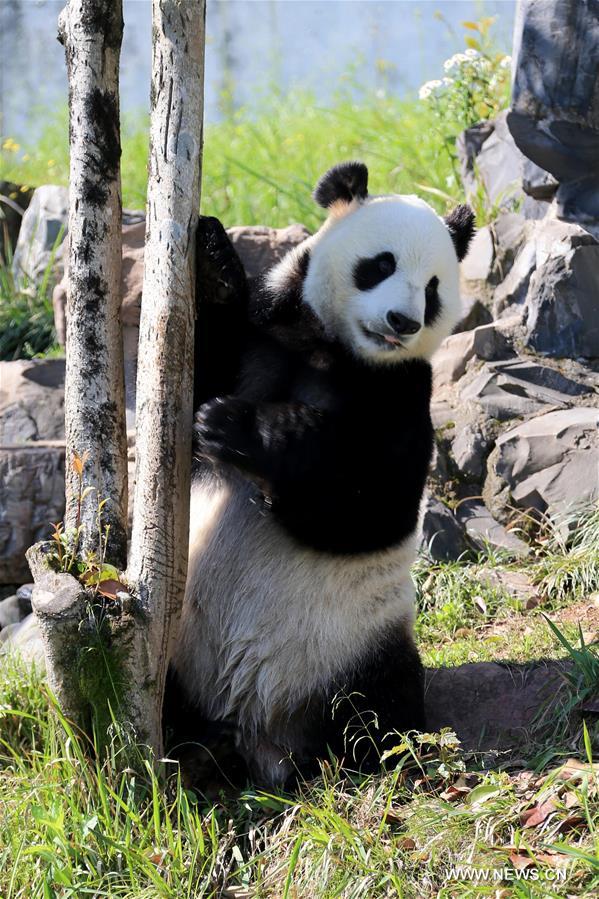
[{"left": 360, "top": 323, "right": 405, "bottom": 349}]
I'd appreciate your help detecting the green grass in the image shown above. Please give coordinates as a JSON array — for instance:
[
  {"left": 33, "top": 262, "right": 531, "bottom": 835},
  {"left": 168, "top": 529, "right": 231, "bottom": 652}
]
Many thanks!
[
  {"left": 1, "top": 91, "right": 465, "bottom": 361},
  {"left": 1, "top": 92, "right": 462, "bottom": 229},
  {"left": 0, "top": 509, "right": 597, "bottom": 896},
  {"left": 0, "top": 245, "right": 60, "bottom": 361}
]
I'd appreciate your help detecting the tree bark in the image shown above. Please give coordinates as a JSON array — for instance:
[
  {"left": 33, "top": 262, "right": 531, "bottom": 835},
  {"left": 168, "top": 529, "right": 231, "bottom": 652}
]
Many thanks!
[
  {"left": 60, "top": 0, "right": 128, "bottom": 568},
  {"left": 126, "top": 0, "right": 206, "bottom": 754}
]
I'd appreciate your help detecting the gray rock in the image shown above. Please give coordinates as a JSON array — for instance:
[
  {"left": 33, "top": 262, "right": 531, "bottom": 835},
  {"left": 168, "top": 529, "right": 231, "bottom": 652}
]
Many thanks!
[
  {"left": 426, "top": 658, "right": 570, "bottom": 752},
  {"left": 420, "top": 495, "right": 468, "bottom": 561},
  {"left": 433, "top": 322, "right": 515, "bottom": 390},
  {"left": 491, "top": 212, "right": 527, "bottom": 281},
  {"left": 522, "top": 160, "right": 558, "bottom": 201},
  {"left": 0, "top": 595, "right": 23, "bottom": 628},
  {"left": 509, "top": 0, "right": 599, "bottom": 222},
  {"left": 491, "top": 407, "right": 599, "bottom": 519},
  {"left": 456, "top": 499, "right": 530, "bottom": 557},
  {"left": 524, "top": 221, "right": 599, "bottom": 358},
  {"left": 227, "top": 223, "right": 311, "bottom": 280},
  {"left": 453, "top": 296, "right": 493, "bottom": 334},
  {"left": 0, "top": 612, "right": 45, "bottom": 669},
  {"left": 493, "top": 238, "right": 536, "bottom": 317},
  {"left": 12, "top": 185, "right": 68, "bottom": 291},
  {"left": 488, "top": 359, "right": 592, "bottom": 398},
  {"left": 451, "top": 417, "right": 494, "bottom": 481},
  {"left": 16, "top": 583, "right": 34, "bottom": 616},
  {"left": 0, "top": 359, "right": 65, "bottom": 443},
  {"left": 459, "top": 358, "right": 590, "bottom": 421},
  {"left": 457, "top": 112, "right": 526, "bottom": 213},
  {"left": 0, "top": 443, "right": 65, "bottom": 584}
]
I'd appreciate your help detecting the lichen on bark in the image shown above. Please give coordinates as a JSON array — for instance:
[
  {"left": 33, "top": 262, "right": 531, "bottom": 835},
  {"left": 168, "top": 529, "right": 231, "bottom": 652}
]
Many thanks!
[{"left": 61, "top": 0, "right": 128, "bottom": 569}]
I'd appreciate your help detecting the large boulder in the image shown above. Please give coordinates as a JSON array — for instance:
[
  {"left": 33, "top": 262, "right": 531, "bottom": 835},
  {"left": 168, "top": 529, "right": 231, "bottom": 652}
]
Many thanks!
[
  {"left": 486, "top": 407, "right": 599, "bottom": 521},
  {"left": 0, "top": 443, "right": 65, "bottom": 584},
  {"left": 12, "top": 185, "right": 69, "bottom": 291},
  {"left": 227, "top": 224, "right": 311, "bottom": 280},
  {"left": 457, "top": 112, "right": 528, "bottom": 214},
  {"left": 508, "top": 0, "right": 599, "bottom": 222},
  {"left": 524, "top": 220, "right": 599, "bottom": 358},
  {"left": 0, "top": 359, "right": 65, "bottom": 443}
]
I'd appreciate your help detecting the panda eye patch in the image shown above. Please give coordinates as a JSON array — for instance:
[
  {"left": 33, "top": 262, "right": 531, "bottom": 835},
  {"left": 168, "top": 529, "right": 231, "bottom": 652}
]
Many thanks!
[
  {"left": 424, "top": 276, "right": 441, "bottom": 325},
  {"left": 353, "top": 252, "right": 396, "bottom": 291}
]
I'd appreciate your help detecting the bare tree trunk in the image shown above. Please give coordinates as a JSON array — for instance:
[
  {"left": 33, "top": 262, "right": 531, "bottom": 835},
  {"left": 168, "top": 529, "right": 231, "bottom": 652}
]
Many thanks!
[
  {"left": 60, "top": 0, "right": 128, "bottom": 568},
  {"left": 126, "top": 0, "right": 206, "bottom": 754}
]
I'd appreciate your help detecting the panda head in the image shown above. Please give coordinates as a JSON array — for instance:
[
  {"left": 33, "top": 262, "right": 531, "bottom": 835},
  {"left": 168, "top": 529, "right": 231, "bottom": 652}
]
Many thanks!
[{"left": 269, "top": 161, "right": 475, "bottom": 364}]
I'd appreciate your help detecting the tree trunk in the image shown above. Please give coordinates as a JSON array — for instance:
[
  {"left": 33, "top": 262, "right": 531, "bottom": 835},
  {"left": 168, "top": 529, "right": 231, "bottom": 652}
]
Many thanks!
[
  {"left": 126, "top": 0, "right": 206, "bottom": 754},
  {"left": 60, "top": 0, "right": 128, "bottom": 568}
]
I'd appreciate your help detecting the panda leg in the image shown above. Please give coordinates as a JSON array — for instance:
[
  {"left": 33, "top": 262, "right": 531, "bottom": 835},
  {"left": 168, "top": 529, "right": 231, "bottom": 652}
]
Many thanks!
[{"left": 317, "top": 627, "right": 425, "bottom": 774}]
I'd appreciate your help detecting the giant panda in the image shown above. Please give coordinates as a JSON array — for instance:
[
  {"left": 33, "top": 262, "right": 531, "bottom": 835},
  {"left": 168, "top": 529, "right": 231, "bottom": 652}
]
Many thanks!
[{"left": 169, "top": 161, "right": 474, "bottom": 788}]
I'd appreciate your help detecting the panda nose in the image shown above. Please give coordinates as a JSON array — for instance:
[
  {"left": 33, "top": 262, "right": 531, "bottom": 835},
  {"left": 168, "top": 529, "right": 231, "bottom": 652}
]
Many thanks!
[{"left": 386, "top": 311, "right": 421, "bottom": 336}]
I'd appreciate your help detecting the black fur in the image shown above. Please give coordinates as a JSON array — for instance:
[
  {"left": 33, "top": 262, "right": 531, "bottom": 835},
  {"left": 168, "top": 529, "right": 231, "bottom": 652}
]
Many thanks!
[
  {"left": 313, "top": 160, "right": 369, "bottom": 208},
  {"left": 195, "top": 348, "right": 433, "bottom": 554},
  {"left": 444, "top": 204, "right": 476, "bottom": 261},
  {"left": 319, "top": 624, "right": 425, "bottom": 772},
  {"left": 193, "top": 216, "right": 249, "bottom": 409},
  {"left": 353, "top": 251, "right": 396, "bottom": 291},
  {"left": 424, "top": 275, "right": 440, "bottom": 325}
]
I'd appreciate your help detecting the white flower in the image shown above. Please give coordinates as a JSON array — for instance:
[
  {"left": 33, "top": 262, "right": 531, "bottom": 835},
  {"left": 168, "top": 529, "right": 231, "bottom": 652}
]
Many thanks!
[
  {"left": 418, "top": 79, "right": 442, "bottom": 100},
  {"left": 442, "top": 77, "right": 454, "bottom": 86},
  {"left": 443, "top": 52, "right": 469, "bottom": 71},
  {"left": 465, "top": 48, "right": 479, "bottom": 59},
  {"left": 500, "top": 55, "right": 512, "bottom": 69}
]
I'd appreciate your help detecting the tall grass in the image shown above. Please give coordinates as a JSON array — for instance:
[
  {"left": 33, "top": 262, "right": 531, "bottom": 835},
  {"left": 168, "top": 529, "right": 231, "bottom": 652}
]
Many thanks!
[{"left": 1, "top": 93, "right": 460, "bottom": 229}]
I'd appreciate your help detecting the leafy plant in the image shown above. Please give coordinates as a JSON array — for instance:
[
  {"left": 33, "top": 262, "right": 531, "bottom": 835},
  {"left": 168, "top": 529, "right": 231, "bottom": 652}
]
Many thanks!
[
  {"left": 46, "top": 451, "right": 126, "bottom": 596},
  {"left": 418, "top": 17, "right": 511, "bottom": 130}
]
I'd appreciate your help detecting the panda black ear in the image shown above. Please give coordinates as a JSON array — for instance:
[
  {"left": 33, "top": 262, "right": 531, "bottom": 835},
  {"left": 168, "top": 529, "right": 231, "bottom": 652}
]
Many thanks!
[
  {"left": 313, "top": 161, "right": 369, "bottom": 209},
  {"left": 444, "top": 204, "right": 475, "bottom": 261}
]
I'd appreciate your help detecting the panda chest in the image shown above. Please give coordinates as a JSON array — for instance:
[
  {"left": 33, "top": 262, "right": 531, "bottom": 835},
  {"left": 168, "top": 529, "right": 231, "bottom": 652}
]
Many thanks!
[{"left": 289, "top": 349, "right": 339, "bottom": 411}]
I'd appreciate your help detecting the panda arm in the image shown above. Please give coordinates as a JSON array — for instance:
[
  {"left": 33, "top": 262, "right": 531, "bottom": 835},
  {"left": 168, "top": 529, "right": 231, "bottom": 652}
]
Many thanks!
[
  {"left": 194, "top": 370, "right": 433, "bottom": 553},
  {"left": 193, "top": 216, "right": 249, "bottom": 409}
]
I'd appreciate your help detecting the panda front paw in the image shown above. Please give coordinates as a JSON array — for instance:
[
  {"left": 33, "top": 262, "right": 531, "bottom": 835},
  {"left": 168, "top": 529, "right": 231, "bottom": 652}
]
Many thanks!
[
  {"left": 194, "top": 397, "right": 257, "bottom": 468},
  {"left": 196, "top": 216, "right": 247, "bottom": 306}
]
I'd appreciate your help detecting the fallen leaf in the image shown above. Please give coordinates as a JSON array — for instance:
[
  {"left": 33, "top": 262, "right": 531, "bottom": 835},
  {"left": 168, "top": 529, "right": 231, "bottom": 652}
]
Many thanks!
[
  {"left": 561, "top": 758, "right": 598, "bottom": 782},
  {"left": 98, "top": 579, "right": 128, "bottom": 600},
  {"left": 520, "top": 799, "right": 556, "bottom": 828},
  {"left": 383, "top": 808, "right": 403, "bottom": 825},
  {"left": 439, "top": 784, "right": 467, "bottom": 802},
  {"left": 563, "top": 791, "right": 581, "bottom": 809},
  {"left": 399, "top": 837, "right": 416, "bottom": 850},
  {"left": 524, "top": 595, "right": 542, "bottom": 610},
  {"left": 509, "top": 852, "right": 534, "bottom": 870}
]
